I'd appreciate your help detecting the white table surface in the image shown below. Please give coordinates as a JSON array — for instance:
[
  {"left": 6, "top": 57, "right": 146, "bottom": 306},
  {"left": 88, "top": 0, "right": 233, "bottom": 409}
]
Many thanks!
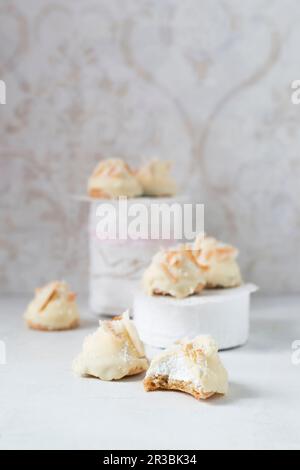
[{"left": 1, "top": 294, "right": 300, "bottom": 450}]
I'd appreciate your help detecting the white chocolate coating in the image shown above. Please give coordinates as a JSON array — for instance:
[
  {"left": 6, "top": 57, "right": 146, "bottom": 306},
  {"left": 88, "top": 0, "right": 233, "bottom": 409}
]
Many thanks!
[
  {"left": 72, "top": 311, "right": 148, "bottom": 381},
  {"left": 137, "top": 160, "right": 177, "bottom": 196},
  {"left": 24, "top": 281, "right": 80, "bottom": 330},
  {"left": 145, "top": 335, "right": 228, "bottom": 395},
  {"left": 194, "top": 236, "right": 242, "bottom": 288},
  {"left": 143, "top": 245, "right": 205, "bottom": 299},
  {"left": 88, "top": 158, "right": 143, "bottom": 199}
]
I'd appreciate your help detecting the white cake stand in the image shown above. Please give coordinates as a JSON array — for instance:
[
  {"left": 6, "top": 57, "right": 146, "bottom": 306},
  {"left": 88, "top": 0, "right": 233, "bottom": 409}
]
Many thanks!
[{"left": 133, "top": 284, "right": 258, "bottom": 350}]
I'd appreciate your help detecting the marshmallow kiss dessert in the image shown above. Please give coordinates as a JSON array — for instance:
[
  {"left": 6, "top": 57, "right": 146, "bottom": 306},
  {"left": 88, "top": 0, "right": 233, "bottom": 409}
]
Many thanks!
[
  {"left": 143, "top": 244, "right": 206, "bottom": 299},
  {"left": 144, "top": 335, "right": 228, "bottom": 400},
  {"left": 24, "top": 281, "right": 80, "bottom": 331},
  {"left": 72, "top": 312, "right": 148, "bottom": 381},
  {"left": 136, "top": 159, "right": 177, "bottom": 196},
  {"left": 193, "top": 235, "right": 242, "bottom": 288},
  {"left": 88, "top": 158, "right": 143, "bottom": 199}
]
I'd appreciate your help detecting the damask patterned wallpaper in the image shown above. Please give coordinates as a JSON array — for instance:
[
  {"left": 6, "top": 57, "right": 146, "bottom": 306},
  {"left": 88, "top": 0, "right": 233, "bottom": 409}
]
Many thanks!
[{"left": 1, "top": 0, "right": 299, "bottom": 294}]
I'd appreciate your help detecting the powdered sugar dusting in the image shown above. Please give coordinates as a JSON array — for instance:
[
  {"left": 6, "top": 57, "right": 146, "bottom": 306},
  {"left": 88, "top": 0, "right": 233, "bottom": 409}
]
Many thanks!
[{"left": 148, "top": 350, "right": 202, "bottom": 388}]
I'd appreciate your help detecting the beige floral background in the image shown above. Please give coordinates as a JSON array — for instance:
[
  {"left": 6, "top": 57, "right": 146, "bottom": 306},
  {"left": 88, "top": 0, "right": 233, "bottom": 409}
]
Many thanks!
[{"left": 1, "top": 0, "right": 299, "bottom": 294}]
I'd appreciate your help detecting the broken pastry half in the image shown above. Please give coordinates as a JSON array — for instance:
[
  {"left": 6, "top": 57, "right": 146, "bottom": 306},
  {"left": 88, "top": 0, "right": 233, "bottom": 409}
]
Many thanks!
[
  {"left": 136, "top": 159, "right": 177, "bottom": 197},
  {"left": 87, "top": 158, "right": 143, "bottom": 199},
  {"left": 143, "top": 244, "right": 206, "bottom": 299},
  {"left": 72, "top": 311, "right": 148, "bottom": 381},
  {"left": 193, "top": 235, "right": 242, "bottom": 288},
  {"left": 144, "top": 335, "right": 228, "bottom": 400},
  {"left": 24, "top": 281, "right": 80, "bottom": 331}
]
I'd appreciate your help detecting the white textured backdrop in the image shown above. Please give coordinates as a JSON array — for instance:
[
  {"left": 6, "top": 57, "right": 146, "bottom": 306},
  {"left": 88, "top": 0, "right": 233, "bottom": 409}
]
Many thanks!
[{"left": 1, "top": 0, "right": 299, "bottom": 294}]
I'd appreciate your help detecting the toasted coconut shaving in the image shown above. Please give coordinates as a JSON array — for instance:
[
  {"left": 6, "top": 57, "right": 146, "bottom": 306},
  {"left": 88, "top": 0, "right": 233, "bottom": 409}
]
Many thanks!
[
  {"left": 35, "top": 282, "right": 59, "bottom": 312},
  {"left": 67, "top": 292, "right": 77, "bottom": 302},
  {"left": 160, "top": 262, "right": 178, "bottom": 283}
]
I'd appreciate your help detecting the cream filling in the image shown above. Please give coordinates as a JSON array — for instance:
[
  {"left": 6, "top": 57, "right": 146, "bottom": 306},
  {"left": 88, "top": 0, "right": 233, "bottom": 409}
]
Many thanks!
[
  {"left": 146, "top": 340, "right": 228, "bottom": 395},
  {"left": 147, "top": 350, "right": 203, "bottom": 386}
]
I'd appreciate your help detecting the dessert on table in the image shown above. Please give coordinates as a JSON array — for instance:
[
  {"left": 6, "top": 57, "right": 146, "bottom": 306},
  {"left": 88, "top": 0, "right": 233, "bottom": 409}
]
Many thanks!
[
  {"left": 72, "top": 311, "right": 148, "bottom": 381},
  {"left": 24, "top": 281, "right": 80, "bottom": 331},
  {"left": 193, "top": 235, "right": 242, "bottom": 288},
  {"left": 142, "top": 244, "right": 206, "bottom": 299},
  {"left": 144, "top": 335, "right": 228, "bottom": 400},
  {"left": 134, "top": 235, "right": 253, "bottom": 350},
  {"left": 136, "top": 159, "right": 177, "bottom": 197},
  {"left": 87, "top": 158, "right": 143, "bottom": 199},
  {"left": 142, "top": 235, "right": 242, "bottom": 301}
]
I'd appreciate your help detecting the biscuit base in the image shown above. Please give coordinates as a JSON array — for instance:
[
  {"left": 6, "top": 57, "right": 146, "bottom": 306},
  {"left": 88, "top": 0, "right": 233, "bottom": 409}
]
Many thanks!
[
  {"left": 26, "top": 318, "right": 79, "bottom": 331},
  {"left": 205, "top": 281, "right": 242, "bottom": 289},
  {"left": 152, "top": 283, "right": 204, "bottom": 298},
  {"left": 88, "top": 188, "right": 110, "bottom": 199},
  {"left": 144, "top": 375, "right": 216, "bottom": 400}
]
